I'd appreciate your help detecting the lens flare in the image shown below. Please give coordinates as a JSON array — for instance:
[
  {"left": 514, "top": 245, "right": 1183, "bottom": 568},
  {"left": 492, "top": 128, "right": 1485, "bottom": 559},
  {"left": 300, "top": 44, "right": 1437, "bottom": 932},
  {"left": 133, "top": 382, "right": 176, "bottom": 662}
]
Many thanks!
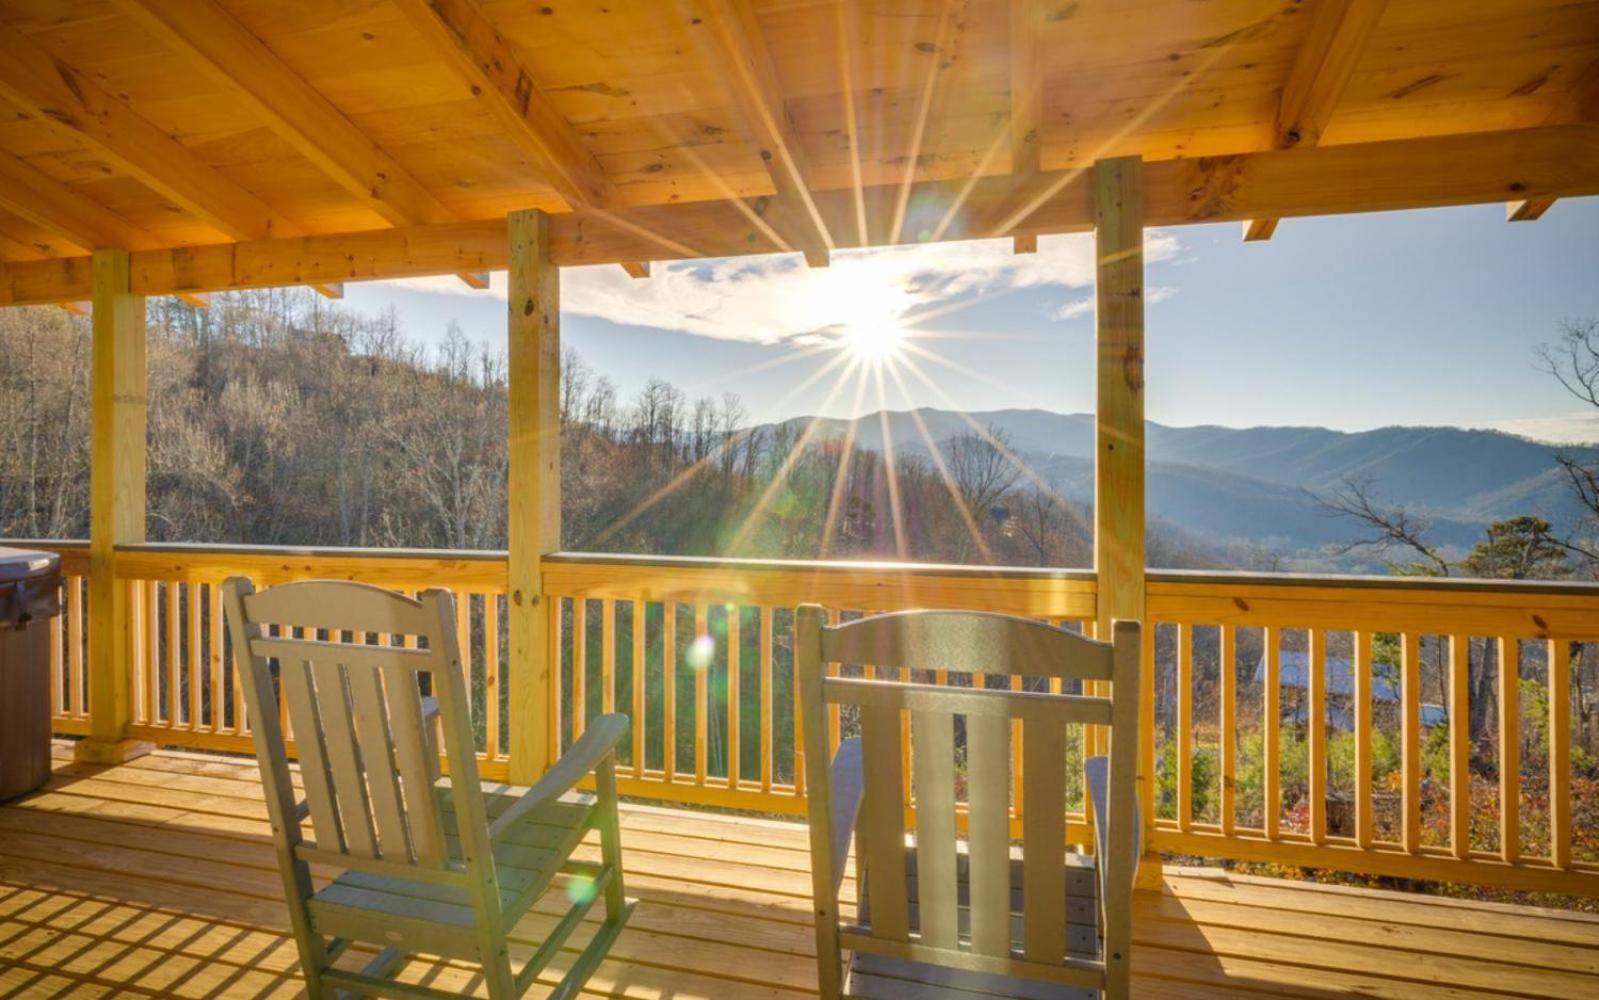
[
  {"left": 841, "top": 320, "right": 905, "bottom": 361},
  {"left": 687, "top": 634, "right": 715, "bottom": 670}
]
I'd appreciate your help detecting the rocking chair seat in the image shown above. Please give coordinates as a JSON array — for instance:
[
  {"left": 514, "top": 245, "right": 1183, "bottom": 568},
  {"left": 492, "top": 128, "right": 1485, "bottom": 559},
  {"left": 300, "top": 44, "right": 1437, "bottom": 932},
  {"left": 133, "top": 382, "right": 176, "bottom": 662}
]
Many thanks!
[{"left": 307, "top": 786, "right": 602, "bottom": 958}]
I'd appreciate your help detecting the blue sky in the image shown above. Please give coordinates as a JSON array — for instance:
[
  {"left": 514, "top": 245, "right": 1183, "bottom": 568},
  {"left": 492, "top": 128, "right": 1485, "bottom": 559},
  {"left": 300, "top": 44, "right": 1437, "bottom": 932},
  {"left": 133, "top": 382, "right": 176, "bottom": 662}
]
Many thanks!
[{"left": 347, "top": 196, "right": 1599, "bottom": 442}]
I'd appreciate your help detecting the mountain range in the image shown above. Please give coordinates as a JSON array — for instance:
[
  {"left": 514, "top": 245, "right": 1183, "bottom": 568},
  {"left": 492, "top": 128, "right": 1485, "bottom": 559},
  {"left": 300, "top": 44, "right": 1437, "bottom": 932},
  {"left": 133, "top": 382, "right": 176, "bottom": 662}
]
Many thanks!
[{"left": 774, "top": 408, "right": 1596, "bottom": 566}]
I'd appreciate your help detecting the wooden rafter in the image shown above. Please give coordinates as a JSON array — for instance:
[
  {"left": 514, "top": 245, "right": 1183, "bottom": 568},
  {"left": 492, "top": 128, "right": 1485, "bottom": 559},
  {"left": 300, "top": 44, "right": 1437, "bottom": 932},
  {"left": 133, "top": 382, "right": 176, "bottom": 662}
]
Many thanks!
[
  {"left": 396, "top": 0, "right": 610, "bottom": 211},
  {"left": 698, "top": 0, "right": 833, "bottom": 267},
  {"left": 1010, "top": 0, "right": 1042, "bottom": 254},
  {"left": 1243, "top": 0, "right": 1388, "bottom": 241},
  {"left": 0, "top": 152, "right": 160, "bottom": 253},
  {"left": 0, "top": 21, "right": 297, "bottom": 242},
  {"left": 112, "top": 0, "right": 490, "bottom": 290},
  {"left": 4, "top": 124, "right": 1594, "bottom": 308}
]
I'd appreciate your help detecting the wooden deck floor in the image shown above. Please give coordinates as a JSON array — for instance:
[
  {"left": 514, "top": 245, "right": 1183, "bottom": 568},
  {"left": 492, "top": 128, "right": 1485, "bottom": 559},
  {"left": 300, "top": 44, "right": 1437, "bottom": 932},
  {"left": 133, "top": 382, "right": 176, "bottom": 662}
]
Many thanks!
[{"left": 1, "top": 745, "right": 1596, "bottom": 999}]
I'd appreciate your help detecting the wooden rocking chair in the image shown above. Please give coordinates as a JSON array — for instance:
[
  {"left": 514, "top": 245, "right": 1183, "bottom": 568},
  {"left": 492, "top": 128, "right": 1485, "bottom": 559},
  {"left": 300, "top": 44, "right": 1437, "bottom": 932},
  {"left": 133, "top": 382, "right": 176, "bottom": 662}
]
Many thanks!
[
  {"left": 224, "top": 578, "right": 634, "bottom": 999},
  {"left": 797, "top": 606, "right": 1142, "bottom": 999}
]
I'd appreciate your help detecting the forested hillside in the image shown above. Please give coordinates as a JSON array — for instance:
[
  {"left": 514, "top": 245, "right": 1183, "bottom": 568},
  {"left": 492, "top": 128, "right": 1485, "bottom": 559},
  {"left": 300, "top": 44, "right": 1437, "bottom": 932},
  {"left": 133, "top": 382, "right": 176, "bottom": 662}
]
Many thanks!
[{"left": 0, "top": 291, "right": 1111, "bottom": 567}]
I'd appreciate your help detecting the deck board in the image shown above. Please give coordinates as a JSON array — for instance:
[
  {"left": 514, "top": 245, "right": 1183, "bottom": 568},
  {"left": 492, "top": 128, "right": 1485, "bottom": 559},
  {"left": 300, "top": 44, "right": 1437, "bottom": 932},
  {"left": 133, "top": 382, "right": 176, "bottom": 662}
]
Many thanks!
[{"left": 0, "top": 745, "right": 1593, "bottom": 999}]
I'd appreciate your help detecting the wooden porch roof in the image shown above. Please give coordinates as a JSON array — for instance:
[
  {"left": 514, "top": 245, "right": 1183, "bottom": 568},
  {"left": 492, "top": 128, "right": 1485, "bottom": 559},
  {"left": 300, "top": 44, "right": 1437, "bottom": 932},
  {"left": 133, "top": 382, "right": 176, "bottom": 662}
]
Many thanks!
[{"left": 0, "top": 0, "right": 1597, "bottom": 306}]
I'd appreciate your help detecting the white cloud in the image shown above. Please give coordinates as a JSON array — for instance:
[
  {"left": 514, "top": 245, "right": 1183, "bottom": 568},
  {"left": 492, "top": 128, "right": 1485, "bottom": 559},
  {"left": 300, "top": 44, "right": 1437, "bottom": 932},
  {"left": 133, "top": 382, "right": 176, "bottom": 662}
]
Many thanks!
[
  {"left": 1488, "top": 410, "right": 1599, "bottom": 446},
  {"left": 388, "top": 231, "right": 1180, "bottom": 344},
  {"left": 1048, "top": 284, "right": 1174, "bottom": 322},
  {"left": 1052, "top": 297, "right": 1093, "bottom": 321}
]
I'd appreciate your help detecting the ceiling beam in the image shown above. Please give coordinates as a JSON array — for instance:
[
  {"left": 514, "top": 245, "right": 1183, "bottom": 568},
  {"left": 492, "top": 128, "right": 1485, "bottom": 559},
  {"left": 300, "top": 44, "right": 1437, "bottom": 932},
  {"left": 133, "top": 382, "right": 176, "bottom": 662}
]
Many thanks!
[
  {"left": 0, "top": 20, "right": 298, "bottom": 242},
  {"left": 620, "top": 261, "right": 651, "bottom": 279},
  {"left": 112, "top": 0, "right": 491, "bottom": 291},
  {"left": 0, "top": 152, "right": 161, "bottom": 253},
  {"left": 697, "top": 0, "right": 832, "bottom": 267},
  {"left": 1243, "top": 0, "right": 1388, "bottom": 240},
  {"left": 395, "top": 0, "right": 610, "bottom": 211},
  {"left": 3, "top": 124, "right": 1595, "bottom": 307},
  {"left": 1010, "top": 0, "right": 1042, "bottom": 254},
  {"left": 1506, "top": 57, "right": 1599, "bottom": 222}
]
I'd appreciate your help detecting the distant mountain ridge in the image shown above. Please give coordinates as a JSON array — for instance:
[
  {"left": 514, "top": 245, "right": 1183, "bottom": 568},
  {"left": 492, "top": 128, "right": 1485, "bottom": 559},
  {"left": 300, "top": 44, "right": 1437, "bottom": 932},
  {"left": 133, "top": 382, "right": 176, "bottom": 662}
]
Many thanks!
[{"left": 772, "top": 408, "right": 1596, "bottom": 563}]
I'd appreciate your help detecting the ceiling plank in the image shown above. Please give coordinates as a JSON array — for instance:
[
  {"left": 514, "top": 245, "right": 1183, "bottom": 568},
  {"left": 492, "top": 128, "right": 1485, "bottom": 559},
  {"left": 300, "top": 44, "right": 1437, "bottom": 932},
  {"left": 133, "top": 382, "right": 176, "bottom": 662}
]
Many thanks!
[
  {"left": 395, "top": 0, "right": 610, "bottom": 211},
  {"left": 1010, "top": 0, "right": 1042, "bottom": 254},
  {"left": 113, "top": 0, "right": 495, "bottom": 292},
  {"left": 0, "top": 20, "right": 298, "bottom": 242},
  {"left": 1244, "top": 0, "right": 1389, "bottom": 241},
  {"left": 0, "top": 152, "right": 161, "bottom": 253},
  {"left": 3, "top": 125, "right": 1595, "bottom": 307},
  {"left": 697, "top": 0, "right": 833, "bottom": 267},
  {"left": 112, "top": 0, "right": 451, "bottom": 230}
]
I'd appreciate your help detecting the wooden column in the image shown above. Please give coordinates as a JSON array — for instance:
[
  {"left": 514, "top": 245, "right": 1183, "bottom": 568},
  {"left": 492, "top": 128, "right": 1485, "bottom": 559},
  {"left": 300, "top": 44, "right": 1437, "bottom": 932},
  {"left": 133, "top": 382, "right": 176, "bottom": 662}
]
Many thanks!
[
  {"left": 75, "top": 249, "right": 152, "bottom": 764},
  {"left": 507, "top": 209, "right": 561, "bottom": 785},
  {"left": 1093, "top": 156, "right": 1152, "bottom": 876}
]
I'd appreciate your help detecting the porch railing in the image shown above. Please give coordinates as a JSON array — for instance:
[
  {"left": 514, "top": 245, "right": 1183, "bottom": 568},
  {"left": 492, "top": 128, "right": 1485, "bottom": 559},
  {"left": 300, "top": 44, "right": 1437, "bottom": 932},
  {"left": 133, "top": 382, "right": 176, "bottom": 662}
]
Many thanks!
[{"left": 19, "top": 540, "right": 1597, "bottom": 897}]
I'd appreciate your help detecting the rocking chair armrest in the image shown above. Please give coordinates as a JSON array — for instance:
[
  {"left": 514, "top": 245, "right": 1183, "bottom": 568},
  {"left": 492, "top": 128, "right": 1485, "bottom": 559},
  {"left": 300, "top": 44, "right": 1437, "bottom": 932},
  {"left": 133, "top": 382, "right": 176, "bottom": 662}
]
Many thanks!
[
  {"left": 827, "top": 738, "right": 866, "bottom": 897},
  {"left": 490, "top": 713, "right": 629, "bottom": 843},
  {"left": 1085, "top": 755, "right": 1139, "bottom": 903}
]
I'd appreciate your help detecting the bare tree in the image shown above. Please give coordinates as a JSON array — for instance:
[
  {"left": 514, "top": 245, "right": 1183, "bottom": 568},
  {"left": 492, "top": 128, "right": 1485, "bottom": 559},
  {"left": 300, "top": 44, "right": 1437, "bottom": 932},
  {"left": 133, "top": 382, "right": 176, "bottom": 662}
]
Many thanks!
[
  {"left": 1535, "top": 318, "right": 1599, "bottom": 568},
  {"left": 945, "top": 425, "right": 1022, "bottom": 522},
  {"left": 1311, "top": 476, "right": 1451, "bottom": 576}
]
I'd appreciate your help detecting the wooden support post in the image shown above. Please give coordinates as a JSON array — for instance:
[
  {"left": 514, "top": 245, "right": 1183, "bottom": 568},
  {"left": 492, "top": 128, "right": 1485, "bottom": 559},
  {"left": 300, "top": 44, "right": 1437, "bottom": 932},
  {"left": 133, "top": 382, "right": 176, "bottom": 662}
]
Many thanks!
[
  {"left": 507, "top": 209, "right": 561, "bottom": 785},
  {"left": 75, "top": 249, "right": 153, "bottom": 765},
  {"left": 1093, "top": 156, "right": 1152, "bottom": 882}
]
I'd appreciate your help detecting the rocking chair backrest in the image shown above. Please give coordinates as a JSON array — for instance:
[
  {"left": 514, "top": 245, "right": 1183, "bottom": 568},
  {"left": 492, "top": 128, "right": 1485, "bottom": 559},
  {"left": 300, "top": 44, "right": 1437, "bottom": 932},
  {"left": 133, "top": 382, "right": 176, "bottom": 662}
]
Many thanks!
[
  {"left": 223, "top": 578, "right": 495, "bottom": 889},
  {"left": 797, "top": 606, "right": 1141, "bottom": 993}
]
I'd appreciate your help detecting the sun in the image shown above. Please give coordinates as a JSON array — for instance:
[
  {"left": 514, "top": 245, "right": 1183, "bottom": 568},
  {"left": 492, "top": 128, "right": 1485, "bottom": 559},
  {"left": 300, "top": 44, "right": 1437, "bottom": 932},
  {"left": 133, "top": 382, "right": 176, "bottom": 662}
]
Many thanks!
[{"left": 840, "top": 319, "right": 906, "bottom": 362}]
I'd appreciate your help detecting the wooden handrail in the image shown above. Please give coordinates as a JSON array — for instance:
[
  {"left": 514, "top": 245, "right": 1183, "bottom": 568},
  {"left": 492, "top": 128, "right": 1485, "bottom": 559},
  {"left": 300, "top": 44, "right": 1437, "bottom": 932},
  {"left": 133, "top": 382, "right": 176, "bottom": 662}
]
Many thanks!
[{"left": 11, "top": 538, "right": 1595, "bottom": 897}]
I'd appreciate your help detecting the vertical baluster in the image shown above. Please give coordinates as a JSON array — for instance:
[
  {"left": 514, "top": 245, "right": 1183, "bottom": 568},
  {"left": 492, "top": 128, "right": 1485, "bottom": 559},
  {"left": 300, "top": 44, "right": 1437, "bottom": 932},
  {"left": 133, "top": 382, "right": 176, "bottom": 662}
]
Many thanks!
[
  {"left": 1177, "top": 623, "right": 1192, "bottom": 832},
  {"left": 209, "top": 585, "right": 223, "bottom": 733},
  {"left": 726, "top": 606, "right": 740, "bottom": 790},
  {"left": 793, "top": 612, "right": 805, "bottom": 795},
  {"left": 1549, "top": 638, "right": 1571, "bottom": 868},
  {"left": 166, "top": 581, "right": 180, "bottom": 726},
  {"left": 232, "top": 586, "right": 247, "bottom": 734},
  {"left": 663, "top": 602, "right": 677, "bottom": 781},
  {"left": 1010, "top": 670, "right": 1024, "bottom": 826},
  {"left": 601, "top": 599, "right": 616, "bottom": 716},
  {"left": 1219, "top": 624, "right": 1236, "bottom": 837},
  {"left": 1308, "top": 627, "right": 1326, "bottom": 845},
  {"left": 632, "top": 598, "right": 645, "bottom": 779},
  {"left": 760, "top": 606, "right": 773, "bottom": 793},
  {"left": 827, "top": 656, "right": 842, "bottom": 756},
  {"left": 69, "top": 577, "right": 84, "bottom": 720},
  {"left": 189, "top": 583, "right": 202, "bottom": 731},
  {"left": 1263, "top": 625, "right": 1279, "bottom": 840},
  {"left": 1499, "top": 636, "right": 1520, "bottom": 863},
  {"left": 695, "top": 604, "right": 709, "bottom": 785},
  {"left": 903, "top": 664, "right": 914, "bottom": 807},
  {"left": 827, "top": 608, "right": 841, "bottom": 757},
  {"left": 485, "top": 594, "right": 500, "bottom": 760},
  {"left": 1401, "top": 632, "right": 1421, "bottom": 854},
  {"left": 549, "top": 595, "right": 562, "bottom": 762},
  {"left": 1138, "top": 616, "right": 1155, "bottom": 842},
  {"left": 48, "top": 583, "right": 63, "bottom": 717},
  {"left": 1449, "top": 634, "right": 1470, "bottom": 859},
  {"left": 143, "top": 580, "right": 158, "bottom": 725},
  {"left": 456, "top": 592, "right": 472, "bottom": 743},
  {"left": 571, "top": 597, "right": 587, "bottom": 741},
  {"left": 1354, "top": 630, "right": 1373, "bottom": 849}
]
